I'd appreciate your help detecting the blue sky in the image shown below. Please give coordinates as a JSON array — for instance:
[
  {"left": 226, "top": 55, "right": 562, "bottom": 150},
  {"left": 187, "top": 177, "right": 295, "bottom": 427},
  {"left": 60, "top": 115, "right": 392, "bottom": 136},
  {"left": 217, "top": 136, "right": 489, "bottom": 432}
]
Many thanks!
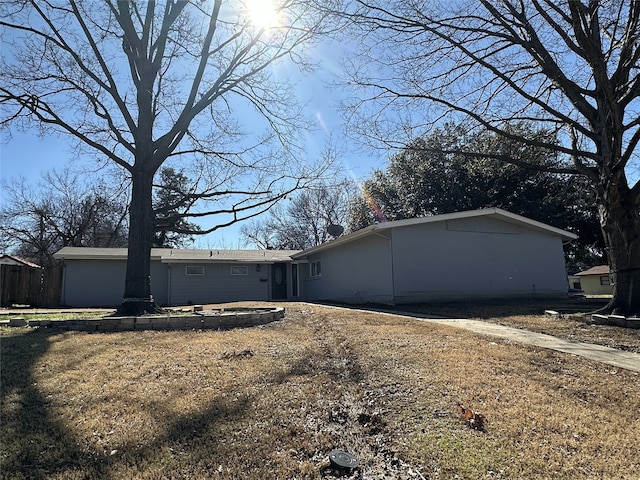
[
  {"left": 0, "top": 113, "right": 379, "bottom": 250},
  {"left": 0, "top": 36, "right": 387, "bottom": 248},
  {"left": 1, "top": 5, "right": 638, "bottom": 249}
]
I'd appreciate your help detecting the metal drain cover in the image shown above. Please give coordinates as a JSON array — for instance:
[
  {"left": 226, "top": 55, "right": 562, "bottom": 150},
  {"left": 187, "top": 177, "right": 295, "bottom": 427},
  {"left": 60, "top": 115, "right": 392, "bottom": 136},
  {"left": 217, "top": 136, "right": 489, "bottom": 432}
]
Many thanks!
[{"left": 329, "top": 449, "right": 359, "bottom": 469}]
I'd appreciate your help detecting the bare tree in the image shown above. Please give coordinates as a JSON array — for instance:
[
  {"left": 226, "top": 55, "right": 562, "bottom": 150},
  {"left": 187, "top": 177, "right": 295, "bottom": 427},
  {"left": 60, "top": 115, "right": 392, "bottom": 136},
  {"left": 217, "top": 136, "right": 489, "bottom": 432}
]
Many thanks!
[
  {"left": 334, "top": 0, "right": 640, "bottom": 315},
  {"left": 1, "top": 1, "right": 332, "bottom": 314},
  {"left": 0, "top": 168, "right": 129, "bottom": 266},
  {"left": 241, "top": 179, "right": 355, "bottom": 249}
]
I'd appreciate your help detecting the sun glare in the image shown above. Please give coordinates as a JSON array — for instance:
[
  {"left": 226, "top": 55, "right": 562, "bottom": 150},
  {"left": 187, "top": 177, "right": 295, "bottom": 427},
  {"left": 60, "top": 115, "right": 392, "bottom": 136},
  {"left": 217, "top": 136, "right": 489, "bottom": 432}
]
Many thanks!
[{"left": 244, "top": 0, "right": 281, "bottom": 30}]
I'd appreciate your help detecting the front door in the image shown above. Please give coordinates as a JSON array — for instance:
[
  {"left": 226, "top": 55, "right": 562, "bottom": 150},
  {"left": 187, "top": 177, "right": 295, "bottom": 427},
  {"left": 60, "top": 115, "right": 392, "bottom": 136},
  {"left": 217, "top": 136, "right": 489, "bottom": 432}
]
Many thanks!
[{"left": 271, "top": 263, "right": 287, "bottom": 300}]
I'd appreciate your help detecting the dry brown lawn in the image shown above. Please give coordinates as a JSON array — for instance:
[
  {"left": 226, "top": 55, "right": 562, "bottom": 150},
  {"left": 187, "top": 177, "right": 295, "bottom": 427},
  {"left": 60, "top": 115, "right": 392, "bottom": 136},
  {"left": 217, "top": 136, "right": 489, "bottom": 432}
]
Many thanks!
[
  {"left": 395, "top": 298, "right": 640, "bottom": 353},
  {"left": 1, "top": 302, "right": 639, "bottom": 479}
]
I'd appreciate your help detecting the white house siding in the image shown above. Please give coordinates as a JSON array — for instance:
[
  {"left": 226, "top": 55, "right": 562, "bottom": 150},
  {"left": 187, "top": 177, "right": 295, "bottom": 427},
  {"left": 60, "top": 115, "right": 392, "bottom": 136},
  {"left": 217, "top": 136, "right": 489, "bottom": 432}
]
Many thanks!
[
  {"left": 301, "top": 234, "right": 394, "bottom": 304},
  {"left": 168, "top": 263, "right": 269, "bottom": 305},
  {"left": 391, "top": 217, "right": 569, "bottom": 302},
  {"left": 62, "top": 260, "right": 169, "bottom": 307}
]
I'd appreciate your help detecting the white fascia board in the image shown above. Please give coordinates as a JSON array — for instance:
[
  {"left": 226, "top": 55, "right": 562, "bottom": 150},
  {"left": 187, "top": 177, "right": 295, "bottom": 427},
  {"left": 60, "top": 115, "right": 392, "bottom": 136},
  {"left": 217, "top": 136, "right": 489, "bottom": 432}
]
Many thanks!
[
  {"left": 159, "top": 249, "right": 298, "bottom": 263},
  {"left": 370, "top": 208, "right": 576, "bottom": 239},
  {"left": 291, "top": 225, "right": 379, "bottom": 259},
  {"left": 485, "top": 208, "right": 578, "bottom": 240},
  {"left": 292, "top": 208, "right": 577, "bottom": 259},
  {"left": 53, "top": 247, "right": 165, "bottom": 260}
]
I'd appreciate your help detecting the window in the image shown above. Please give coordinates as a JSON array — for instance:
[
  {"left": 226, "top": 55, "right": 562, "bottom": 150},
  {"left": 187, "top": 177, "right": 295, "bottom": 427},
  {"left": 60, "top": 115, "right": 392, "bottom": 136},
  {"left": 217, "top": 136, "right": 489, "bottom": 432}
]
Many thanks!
[
  {"left": 185, "top": 265, "right": 204, "bottom": 276},
  {"left": 230, "top": 265, "right": 248, "bottom": 276},
  {"left": 600, "top": 276, "right": 611, "bottom": 286},
  {"left": 310, "top": 260, "right": 321, "bottom": 278}
]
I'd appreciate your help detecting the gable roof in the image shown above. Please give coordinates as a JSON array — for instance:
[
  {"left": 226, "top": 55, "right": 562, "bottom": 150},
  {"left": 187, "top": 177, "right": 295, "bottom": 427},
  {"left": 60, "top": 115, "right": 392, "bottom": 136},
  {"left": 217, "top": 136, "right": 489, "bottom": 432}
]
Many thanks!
[
  {"left": 0, "top": 254, "right": 43, "bottom": 268},
  {"left": 53, "top": 209, "right": 577, "bottom": 264},
  {"left": 53, "top": 247, "right": 300, "bottom": 263},
  {"left": 575, "top": 265, "right": 610, "bottom": 276},
  {"left": 292, "top": 207, "right": 577, "bottom": 259}
]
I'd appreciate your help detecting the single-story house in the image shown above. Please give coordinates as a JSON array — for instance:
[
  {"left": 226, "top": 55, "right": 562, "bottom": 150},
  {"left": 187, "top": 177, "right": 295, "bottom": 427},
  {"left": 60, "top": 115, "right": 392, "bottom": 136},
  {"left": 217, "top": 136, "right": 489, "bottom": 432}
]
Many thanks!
[
  {"left": 570, "top": 265, "right": 613, "bottom": 296},
  {"left": 54, "top": 208, "right": 577, "bottom": 307},
  {"left": 53, "top": 248, "right": 300, "bottom": 307}
]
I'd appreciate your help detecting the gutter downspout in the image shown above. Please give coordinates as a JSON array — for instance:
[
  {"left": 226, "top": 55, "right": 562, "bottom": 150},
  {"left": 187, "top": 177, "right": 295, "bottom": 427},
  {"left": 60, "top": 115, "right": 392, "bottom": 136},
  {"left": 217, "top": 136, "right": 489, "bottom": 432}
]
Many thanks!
[
  {"left": 60, "top": 261, "right": 67, "bottom": 306},
  {"left": 373, "top": 229, "right": 395, "bottom": 304},
  {"left": 167, "top": 264, "right": 172, "bottom": 306}
]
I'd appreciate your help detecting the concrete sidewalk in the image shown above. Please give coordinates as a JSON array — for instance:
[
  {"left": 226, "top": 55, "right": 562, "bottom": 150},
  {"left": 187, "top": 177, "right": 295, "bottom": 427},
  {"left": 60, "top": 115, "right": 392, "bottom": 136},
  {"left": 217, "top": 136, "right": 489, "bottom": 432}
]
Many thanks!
[{"left": 378, "top": 310, "right": 640, "bottom": 374}]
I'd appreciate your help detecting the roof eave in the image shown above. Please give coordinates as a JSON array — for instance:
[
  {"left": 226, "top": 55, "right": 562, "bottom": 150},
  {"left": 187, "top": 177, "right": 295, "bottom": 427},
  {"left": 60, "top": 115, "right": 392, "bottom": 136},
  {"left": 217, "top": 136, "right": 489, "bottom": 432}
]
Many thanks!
[
  {"left": 292, "top": 208, "right": 577, "bottom": 258},
  {"left": 291, "top": 224, "right": 379, "bottom": 258},
  {"left": 53, "top": 248, "right": 164, "bottom": 260}
]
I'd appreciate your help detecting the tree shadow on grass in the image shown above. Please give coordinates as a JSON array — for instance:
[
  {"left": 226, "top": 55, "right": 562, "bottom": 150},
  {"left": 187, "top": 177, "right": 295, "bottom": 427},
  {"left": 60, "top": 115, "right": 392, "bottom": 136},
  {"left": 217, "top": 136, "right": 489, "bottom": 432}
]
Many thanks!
[
  {"left": 0, "top": 328, "right": 107, "bottom": 479},
  {"left": 1, "top": 321, "right": 375, "bottom": 479},
  {"left": 1, "top": 328, "right": 255, "bottom": 479},
  {"left": 108, "top": 394, "right": 253, "bottom": 477}
]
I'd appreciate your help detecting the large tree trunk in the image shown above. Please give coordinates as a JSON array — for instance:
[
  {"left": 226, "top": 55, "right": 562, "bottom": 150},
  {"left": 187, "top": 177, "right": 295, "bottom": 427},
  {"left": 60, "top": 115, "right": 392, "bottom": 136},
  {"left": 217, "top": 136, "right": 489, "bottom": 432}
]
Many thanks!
[
  {"left": 117, "top": 168, "right": 160, "bottom": 316},
  {"left": 599, "top": 172, "right": 640, "bottom": 317}
]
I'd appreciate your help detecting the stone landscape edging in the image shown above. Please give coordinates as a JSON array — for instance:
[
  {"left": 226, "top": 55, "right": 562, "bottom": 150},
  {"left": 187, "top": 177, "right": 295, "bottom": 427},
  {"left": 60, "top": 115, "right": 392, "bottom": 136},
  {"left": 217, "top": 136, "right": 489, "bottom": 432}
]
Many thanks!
[
  {"left": 544, "top": 310, "right": 640, "bottom": 329},
  {"left": 6, "top": 307, "right": 285, "bottom": 332}
]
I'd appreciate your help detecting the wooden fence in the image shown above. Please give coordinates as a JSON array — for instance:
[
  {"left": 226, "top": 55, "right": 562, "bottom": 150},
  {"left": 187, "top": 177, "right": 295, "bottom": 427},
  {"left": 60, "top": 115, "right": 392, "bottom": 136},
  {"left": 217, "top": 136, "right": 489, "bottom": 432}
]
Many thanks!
[{"left": 0, "top": 264, "right": 63, "bottom": 308}]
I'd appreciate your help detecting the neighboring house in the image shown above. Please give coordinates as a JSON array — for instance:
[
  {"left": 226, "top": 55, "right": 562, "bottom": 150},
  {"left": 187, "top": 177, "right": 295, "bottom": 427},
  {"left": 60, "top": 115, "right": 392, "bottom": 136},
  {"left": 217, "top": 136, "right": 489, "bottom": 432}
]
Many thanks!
[
  {"left": 54, "top": 208, "right": 577, "bottom": 307},
  {"left": 0, "top": 254, "right": 44, "bottom": 307},
  {"left": 0, "top": 254, "right": 43, "bottom": 269},
  {"left": 573, "top": 265, "right": 614, "bottom": 296}
]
